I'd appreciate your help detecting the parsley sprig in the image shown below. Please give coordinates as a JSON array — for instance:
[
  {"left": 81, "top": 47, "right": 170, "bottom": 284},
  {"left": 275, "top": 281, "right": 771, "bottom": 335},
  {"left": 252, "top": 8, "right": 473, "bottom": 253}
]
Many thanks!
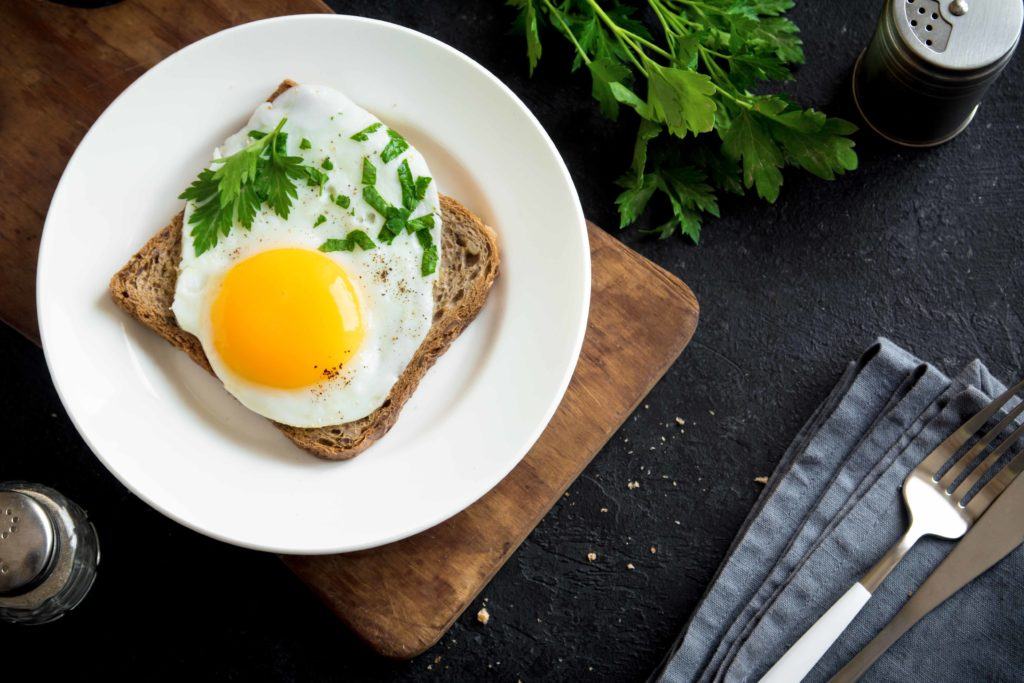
[
  {"left": 509, "top": 0, "right": 858, "bottom": 241},
  {"left": 179, "top": 118, "right": 326, "bottom": 255}
]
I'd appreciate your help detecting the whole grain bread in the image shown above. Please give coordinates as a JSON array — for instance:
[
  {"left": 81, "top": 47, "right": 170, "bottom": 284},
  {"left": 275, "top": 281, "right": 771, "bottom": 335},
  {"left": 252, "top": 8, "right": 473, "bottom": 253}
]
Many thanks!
[{"left": 109, "top": 81, "right": 500, "bottom": 460}]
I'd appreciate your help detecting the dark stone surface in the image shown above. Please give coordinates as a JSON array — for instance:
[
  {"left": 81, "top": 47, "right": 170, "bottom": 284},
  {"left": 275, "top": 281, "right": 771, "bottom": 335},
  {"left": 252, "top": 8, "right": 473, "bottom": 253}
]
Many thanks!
[{"left": 6, "top": 1, "right": 1023, "bottom": 680}]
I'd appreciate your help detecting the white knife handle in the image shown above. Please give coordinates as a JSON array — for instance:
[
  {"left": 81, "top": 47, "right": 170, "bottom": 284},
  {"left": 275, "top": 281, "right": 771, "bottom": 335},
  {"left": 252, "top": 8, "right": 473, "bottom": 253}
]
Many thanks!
[{"left": 759, "top": 583, "right": 872, "bottom": 683}]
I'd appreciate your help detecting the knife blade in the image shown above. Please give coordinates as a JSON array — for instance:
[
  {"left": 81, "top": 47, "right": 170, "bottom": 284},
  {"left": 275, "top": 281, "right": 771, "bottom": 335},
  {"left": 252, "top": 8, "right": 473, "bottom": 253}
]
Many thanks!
[{"left": 830, "top": 468, "right": 1024, "bottom": 682}]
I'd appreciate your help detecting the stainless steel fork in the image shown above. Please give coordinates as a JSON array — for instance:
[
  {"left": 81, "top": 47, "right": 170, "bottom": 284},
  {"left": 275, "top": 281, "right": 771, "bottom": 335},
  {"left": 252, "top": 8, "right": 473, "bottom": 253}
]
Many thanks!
[{"left": 760, "top": 378, "right": 1024, "bottom": 683}]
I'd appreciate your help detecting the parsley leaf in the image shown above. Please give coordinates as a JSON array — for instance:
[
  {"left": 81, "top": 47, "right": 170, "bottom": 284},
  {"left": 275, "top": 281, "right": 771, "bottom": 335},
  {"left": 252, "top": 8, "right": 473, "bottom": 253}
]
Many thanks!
[
  {"left": 333, "top": 194, "right": 351, "bottom": 209},
  {"left": 313, "top": 214, "right": 327, "bottom": 228},
  {"left": 302, "top": 166, "right": 329, "bottom": 188},
  {"left": 380, "top": 129, "right": 409, "bottom": 163},
  {"left": 407, "top": 214, "right": 435, "bottom": 233},
  {"left": 510, "top": 0, "right": 857, "bottom": 241},
  {"left": 258, "top": 149, "right": 306, "bottom": 218},
  {"left": 321, "top": 158, "right": 334, "bottom": 170},
  {"left": 508, "top": 0, "right": 542, "bottom": 74},
  {"left": 414, "top": 175, "right": 432, "bottom": 201},
  {"left": 319, "top": 230, "right": 376, "bottom": 252},
  {"left": 397, "top": 159, "right": 417, "bottom": 211},
  {"left": 588, "top": 58, "right": 631, "bottom": 120},
  {"left": 378, "top": 224, "right": 399, "bottom": 245},
  {"left": 350, "top": 122, "right": 382, "bottom": 142},
  {"left": 361, "top": 157, "right": 377, "bottom": 185},
  {"left": 415, "top": 227, "right": 439, "bottom": 275},
  {"left": 299, "top": 137, "right": 312, "bottom": 150},
  {"left": 362, "top": 186, "right": 391, "bottom": 216},
  {"left": 721, "top": 107, "right": 785, "bottom": 202}
]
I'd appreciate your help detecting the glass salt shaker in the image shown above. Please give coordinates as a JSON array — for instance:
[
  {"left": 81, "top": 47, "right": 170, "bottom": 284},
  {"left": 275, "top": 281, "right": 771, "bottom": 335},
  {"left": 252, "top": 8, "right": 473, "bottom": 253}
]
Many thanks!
[{"left": 0, "top": 481, "right": 100, "bottom": 624}]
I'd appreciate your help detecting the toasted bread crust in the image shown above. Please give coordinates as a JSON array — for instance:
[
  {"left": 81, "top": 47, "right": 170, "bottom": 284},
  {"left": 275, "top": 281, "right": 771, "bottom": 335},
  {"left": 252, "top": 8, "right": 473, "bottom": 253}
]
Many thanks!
[{"left": 109, "top": 81, "right": 500, "bottom": 460}]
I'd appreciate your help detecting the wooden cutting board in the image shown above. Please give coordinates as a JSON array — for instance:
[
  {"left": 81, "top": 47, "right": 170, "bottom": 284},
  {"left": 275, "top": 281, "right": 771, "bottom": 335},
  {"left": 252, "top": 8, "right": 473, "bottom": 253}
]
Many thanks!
[{"left": 0, "top": 1, "right": 699, "bottom": 658}]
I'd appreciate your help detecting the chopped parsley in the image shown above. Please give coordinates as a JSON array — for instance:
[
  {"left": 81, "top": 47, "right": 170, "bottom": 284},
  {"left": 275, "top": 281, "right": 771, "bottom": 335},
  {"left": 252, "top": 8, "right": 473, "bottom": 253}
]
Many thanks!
[
  {"left": 417, "top": 230, "right": 438, "bottom": 276},
  {"left": 179, "top": 118, "right": 325, "bottom": 256},
  {"left": 407, "top": 214, "right": 434, "bottom": 233},
  {"left": 380, "top": 129, "right": 409, "bottom": 163},
  {"left": 361, "top": 157, "right": 377, "bottom": 185},
  {"left": 248, "top": 130, "right": 267, "bottom": 140},
  {"left": 299, "top": 137, "right": 312, "bottom": 150},
  {"left": 333, "top": 194, "right": 351, "bottom": 209},
  {"left": 313, "top": 214, "right": 327, "bottom": 228},
  {"left": 350, "top": 122, "right": 382, "bottom": 141},
  {"left": 319, "top": 230, "right": 376, "bottom": 252},
  {"left": 356, "top": 156, "right": 437, "bottom": 275},
  {"left": 414, "top": 175, "right": 432, "bottom": 202},
  {"left": 362, "top": 185, "right": 390, "bottom": 216},
  {"left": 321, "top": 158, "right": 334, "bottom": 170},
  {"left": 397, "top": 160, "right": 416, "bottom": 211}
]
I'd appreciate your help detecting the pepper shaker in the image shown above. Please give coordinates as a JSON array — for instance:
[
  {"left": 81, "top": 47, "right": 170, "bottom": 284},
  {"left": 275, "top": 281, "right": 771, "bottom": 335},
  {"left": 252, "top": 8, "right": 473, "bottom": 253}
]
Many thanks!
[
  {"left": 853, "top": 0, "right": 1023, "bottom": 147},
  {"left": 0, "top": 482, "right": 99, "bottom": 624}
]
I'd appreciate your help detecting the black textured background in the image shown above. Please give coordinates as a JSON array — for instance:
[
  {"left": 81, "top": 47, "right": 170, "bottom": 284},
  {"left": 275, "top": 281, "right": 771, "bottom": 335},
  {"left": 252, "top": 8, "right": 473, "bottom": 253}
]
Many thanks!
[{"left": 6, "top": 1, "right": 1024, "bottom": 680}]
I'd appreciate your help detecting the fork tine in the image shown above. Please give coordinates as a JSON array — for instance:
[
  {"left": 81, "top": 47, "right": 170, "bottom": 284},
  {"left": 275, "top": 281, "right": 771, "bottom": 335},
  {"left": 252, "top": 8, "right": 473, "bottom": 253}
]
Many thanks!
[
  {"left": 938, "top": 400, "right": 1024, "bottom": 490},
  {"left": 965, "top": 444, "right": 1024, "bottom": 517},
  {"left": 918, "top": 378, "right": 1024, "bottom": 476},
  {"left": 952, "top": 420, "right": 1024, "bottom": 503}
]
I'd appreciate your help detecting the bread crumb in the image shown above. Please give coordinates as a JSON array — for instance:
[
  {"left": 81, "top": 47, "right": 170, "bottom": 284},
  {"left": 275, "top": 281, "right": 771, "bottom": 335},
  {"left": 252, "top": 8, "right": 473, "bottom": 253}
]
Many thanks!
[
  {"left": 675, "top": 417, "right": 686, "bottom": 426},
  {"left": 644, "top": 404, "right": 649, "bottom": 409},
  {"left": 587, "top": 551, "right": 597, "bottom": 561},
  {"left": 627, "top": 480, "right": 640, "bottom": 490},
  {"left": 477, "top": 607, "right": 490, "bottom": 625},
  {"left": 754, "top": 476, "right": 769, "bottom": 485},
  {"left": 674, "top": 520, "right": 681, "bottom": 525},
  {"left": 600, "top": 507, "right": 608, "bottom": 513},
  {"left": 650, "top": 546, "right": 657, "bottom": 554},
  {"left": 626, "top": 562, "right": 636, "bottom": 570},
  {"left": 709, "top": 410, "right": 716, "bottom": 416},
  {"left": 434, "top": 655, "right": 442, "bottom": 664}
]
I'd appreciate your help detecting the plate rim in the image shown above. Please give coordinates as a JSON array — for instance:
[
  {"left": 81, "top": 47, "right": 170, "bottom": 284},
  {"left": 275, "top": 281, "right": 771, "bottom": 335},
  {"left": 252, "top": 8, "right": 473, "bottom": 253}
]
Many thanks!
[{"left": 36, "top": 13, "right": 591, "bottom": 554}]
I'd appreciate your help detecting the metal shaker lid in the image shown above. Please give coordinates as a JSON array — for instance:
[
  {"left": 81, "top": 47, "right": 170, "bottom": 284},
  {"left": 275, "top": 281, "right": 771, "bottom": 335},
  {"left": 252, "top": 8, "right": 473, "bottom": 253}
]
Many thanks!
[
  {"left": 894, "top": 0, "right": 1023, "bottom": 73},
  {"left": 0, "top": 491, "right": 56, "bottom": 595}
]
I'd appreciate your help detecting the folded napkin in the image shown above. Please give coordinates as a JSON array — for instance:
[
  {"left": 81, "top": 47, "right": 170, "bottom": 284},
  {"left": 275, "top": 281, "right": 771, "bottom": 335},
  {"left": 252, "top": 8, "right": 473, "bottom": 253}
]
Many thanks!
[{"left": 657, "top": 339, "right": 1024, "bottom": 682}]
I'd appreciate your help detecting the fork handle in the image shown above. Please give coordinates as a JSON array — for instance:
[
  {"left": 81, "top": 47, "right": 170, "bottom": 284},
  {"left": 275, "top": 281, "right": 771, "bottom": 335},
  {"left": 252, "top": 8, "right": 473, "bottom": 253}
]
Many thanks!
[
  {"left": 759, "top": 583, "right": 872, "bottom": 683},
  {"left": 759, "top": 527, "right": 925, "bottom": 683}
]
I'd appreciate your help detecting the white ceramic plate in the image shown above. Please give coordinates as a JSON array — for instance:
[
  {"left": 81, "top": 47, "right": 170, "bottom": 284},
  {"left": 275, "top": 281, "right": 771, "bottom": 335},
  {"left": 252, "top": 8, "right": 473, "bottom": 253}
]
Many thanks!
[{"left": 37, "top": 15, "right": 589, "bottom": 554}]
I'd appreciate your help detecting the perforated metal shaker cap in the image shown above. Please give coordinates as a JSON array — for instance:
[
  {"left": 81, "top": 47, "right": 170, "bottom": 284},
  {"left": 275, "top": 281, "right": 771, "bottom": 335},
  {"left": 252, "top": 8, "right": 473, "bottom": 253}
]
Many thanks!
[
  {"left": 854, "top": 0, "right": 1023, "bottom": 146},
  {"left": 0, "top": 491, "right": 56, "bottom": 595}
]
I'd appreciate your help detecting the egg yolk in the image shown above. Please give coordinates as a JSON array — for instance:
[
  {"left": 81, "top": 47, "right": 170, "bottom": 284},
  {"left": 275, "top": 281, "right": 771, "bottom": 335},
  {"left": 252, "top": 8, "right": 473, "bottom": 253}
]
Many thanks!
[{"left": 210, "top": 248, "right": 365, "bottom": 389}]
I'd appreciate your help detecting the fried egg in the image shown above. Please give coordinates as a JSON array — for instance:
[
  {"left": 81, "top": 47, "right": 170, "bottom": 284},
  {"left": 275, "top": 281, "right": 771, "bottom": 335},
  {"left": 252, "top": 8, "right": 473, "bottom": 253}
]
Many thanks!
[{"left": 172, "top": 84, "right": 441, "bottom": 428}]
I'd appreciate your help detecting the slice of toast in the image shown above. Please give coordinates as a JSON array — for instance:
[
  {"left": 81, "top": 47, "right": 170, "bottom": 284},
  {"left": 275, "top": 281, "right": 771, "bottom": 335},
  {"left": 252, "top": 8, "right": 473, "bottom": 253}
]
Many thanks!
[{"left": 110, "top": 81, "right": 500, "bottom": 460}]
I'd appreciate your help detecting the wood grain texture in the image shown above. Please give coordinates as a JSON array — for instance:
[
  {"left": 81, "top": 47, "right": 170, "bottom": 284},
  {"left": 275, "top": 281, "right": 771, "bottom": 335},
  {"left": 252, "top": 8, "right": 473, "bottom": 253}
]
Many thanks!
[
  {"left": 283, "top": 221, "right": 698, "bottom": 658},
  {"left": 2, "top": 0, "right": 698, "bottom": 659},
  {"left": 0, "top": 0, "right": 330, "bottom": 343}
]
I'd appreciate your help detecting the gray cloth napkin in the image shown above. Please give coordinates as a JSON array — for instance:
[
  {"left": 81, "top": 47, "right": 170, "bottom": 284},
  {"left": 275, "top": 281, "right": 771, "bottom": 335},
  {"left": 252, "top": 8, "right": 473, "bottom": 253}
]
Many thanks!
[{"left": 657, "top": 338, "right": 1024, "bottom": 682}]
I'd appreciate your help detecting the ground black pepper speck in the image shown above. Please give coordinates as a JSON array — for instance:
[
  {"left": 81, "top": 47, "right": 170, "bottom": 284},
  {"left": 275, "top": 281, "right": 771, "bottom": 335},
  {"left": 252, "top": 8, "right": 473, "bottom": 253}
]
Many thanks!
[{"left": 5, "top": 2, "right": 1024, "bottom": 680}]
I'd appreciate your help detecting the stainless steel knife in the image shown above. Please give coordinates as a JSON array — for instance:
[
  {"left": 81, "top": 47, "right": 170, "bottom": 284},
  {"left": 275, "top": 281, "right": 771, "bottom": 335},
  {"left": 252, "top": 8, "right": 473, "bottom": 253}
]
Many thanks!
[{"left": 830, "top": 469, "right": 1024, "bottom": 682}]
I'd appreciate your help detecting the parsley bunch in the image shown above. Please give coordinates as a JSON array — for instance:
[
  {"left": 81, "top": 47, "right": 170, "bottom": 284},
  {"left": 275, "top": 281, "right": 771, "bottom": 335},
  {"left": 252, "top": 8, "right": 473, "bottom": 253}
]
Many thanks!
[
  {"left": 509, "top": 0, "right": 858, "bottom": 241},
  {"left": 179, "top": 118, "right": 326, "bottom": 255}
]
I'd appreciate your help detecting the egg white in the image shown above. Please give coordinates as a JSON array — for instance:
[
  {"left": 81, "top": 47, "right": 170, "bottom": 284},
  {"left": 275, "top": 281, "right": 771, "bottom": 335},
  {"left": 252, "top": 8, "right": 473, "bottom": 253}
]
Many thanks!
[{"left": 172, "top": 84, "right": 441, "bottom": 428}]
